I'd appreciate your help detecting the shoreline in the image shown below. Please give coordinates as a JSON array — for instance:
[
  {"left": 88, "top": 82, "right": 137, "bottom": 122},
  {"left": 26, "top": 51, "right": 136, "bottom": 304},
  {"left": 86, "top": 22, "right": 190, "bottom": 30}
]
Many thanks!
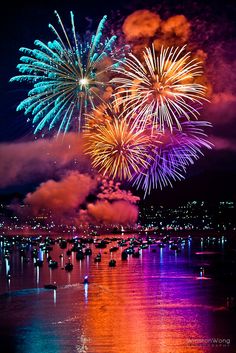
[{"left": 1, "top": 228, "right": 236, "bottom": 239}]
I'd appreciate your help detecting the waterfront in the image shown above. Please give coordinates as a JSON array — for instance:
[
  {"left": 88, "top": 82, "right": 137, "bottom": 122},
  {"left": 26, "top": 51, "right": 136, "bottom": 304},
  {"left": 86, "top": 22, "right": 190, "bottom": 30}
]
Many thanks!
[{"left": 0, "top": 234, "right": 236, "bottom": 353}]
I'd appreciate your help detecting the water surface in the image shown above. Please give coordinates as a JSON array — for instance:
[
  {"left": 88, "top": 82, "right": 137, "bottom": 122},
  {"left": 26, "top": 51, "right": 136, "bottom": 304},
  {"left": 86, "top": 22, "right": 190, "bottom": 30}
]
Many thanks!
[{"left": 0, "top": 234, "right": 235, "bottom": 353}]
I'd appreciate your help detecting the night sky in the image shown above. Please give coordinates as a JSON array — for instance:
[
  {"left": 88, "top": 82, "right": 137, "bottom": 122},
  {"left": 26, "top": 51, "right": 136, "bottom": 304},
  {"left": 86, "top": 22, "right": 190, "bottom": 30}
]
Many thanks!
[{"left": 0, "top": 0, "right": 236, "bottom": 208}]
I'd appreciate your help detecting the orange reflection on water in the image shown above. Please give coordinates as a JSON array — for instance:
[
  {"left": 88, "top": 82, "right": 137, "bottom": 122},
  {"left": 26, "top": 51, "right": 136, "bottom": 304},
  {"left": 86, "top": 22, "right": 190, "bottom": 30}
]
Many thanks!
[{"left": 81, "top": 249, "right": 211, "bottom": 353}]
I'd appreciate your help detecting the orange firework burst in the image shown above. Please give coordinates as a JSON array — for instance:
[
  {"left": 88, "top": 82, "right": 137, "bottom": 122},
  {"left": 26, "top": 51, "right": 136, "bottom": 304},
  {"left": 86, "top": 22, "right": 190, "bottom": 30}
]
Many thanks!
[
  {"left": 84, "top": 104, "right": 157, "bottom": 180},
  {"left": 111, "top": 45, "right": 208, "bottom": 132}
]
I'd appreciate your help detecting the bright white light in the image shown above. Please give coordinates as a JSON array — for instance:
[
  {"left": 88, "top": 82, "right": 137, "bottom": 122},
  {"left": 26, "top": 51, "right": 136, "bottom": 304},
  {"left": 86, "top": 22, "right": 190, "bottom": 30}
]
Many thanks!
[{"left": 79, "top": 78, "right": 89, "bottom": 86}]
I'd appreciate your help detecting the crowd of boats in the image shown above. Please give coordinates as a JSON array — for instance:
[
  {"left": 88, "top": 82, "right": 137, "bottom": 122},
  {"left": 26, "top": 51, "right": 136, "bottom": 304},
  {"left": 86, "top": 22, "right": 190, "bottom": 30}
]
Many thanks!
[
  {"left": 0, "top": 233, "right": 190, "bottom": 283},
  {"left": 0, "top": 233, "right": 235, "bottom": 295}
]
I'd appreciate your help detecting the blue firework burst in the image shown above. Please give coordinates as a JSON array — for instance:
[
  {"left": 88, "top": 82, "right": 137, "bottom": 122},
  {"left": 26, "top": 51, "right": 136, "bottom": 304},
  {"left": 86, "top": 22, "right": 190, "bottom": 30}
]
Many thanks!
[{"left": 10, "top": 11, "right": 117, "bottom": 135}]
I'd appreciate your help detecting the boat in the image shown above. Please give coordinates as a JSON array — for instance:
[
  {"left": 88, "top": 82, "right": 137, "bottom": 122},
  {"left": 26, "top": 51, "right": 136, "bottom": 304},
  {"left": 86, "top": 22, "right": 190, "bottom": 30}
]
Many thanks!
[
  {"left": 109, "top": 246, "right": 119, "bottom": 252},
  {"left": 109, "top": 259, "right": 116, "bottom": 267},
  {"left": 59, "top": 240, "right": 67, "bottom": 249},
  {"left": 34, "top": 259, "right": 43, "bottom": 267},
  {"left": 140, "top": 244, "right": 148, "bottom": 249},
  {"left": 44, "top": 283, "right": 57, "bottom": 290},
  {"left": 118, "top": 241, "right": 127, "bottom": 247},
  {"left": 83, "top": 275, "right": 89, "bottom": 284},
  {"left": 95, "top": 241, "right": 108, "bottom": 249},
  {"left": 65, "top": 261, "right": 73, "bottom": 271},
  {"left": 48, "top": 260, "right": 58, "bottom": 269},
  {"left": 170, "top": 243, "right": 179, "bottom": 251},
  {"left": 158, "top": 242, "right": 165, "bottom": 248},
  {"left": 121, "top": 250, "right": 128, "bottom": 260},
  {"left": 76, "top": 250, "right": 85, "bottom": 260},
  {"left": 85, "top": 248, "right": 92, "bottom": 256},
  {"left": 94, "top": 254, "right": 101, "bottom": 262},
  {"left": 125, "top": 247, "right": 134, "bottom": 254}
]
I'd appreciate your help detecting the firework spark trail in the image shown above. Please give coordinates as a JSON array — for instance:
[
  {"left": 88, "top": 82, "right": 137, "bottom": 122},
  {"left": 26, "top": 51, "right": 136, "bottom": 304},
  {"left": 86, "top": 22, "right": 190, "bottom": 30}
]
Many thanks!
[
  {"left": 111, "top": 45, "right": 208, "bottom": 132},
  {"left": 132, "top": 120, "right": 213, "bottom": 195},
  {"left": 84, "top": 102, "right": 158, "bottom": 180},
  {"left": 10, "top": 11, "right": 117, "bottom": 135}
]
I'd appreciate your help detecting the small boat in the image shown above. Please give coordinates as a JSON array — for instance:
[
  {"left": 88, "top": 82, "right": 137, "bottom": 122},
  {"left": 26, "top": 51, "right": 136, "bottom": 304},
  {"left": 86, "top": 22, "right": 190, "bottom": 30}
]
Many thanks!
[
  {"left": 94, "top": 254, "right": 101, "bottom": 262},
  {"left": 65, "top": 261, "right": 73, "bottom": 271},
  {"left": 110, "top": 246, "right": 119, "bottom": 252},
  {"left": 85, "top": 248, "right": 92, "bottom": 256},
  {"left": 59, "top": 240, "right": 67, "bottom": 249},
  {"left": 83, "top": 275, "right": 89, "bottom": 284},
  {"left": 20, "top": 249, "right": 26, "bottom": 257},
  {"left": 109, "top": 259, "right": 116, "bottom": 267},
  {"left": 48, "top": 260, "right": 58, "bottom": 269},
  {"left": 125, "top": 247, "right": 134, "bottom": 254},
  {"left": 76, "top": 250, "right": 85, "bottom": 260},
  {"left": 140, "top": 244, "right": 148, "bottom": 249},
  {"left": 31, "top": 249, "right": 38, "bottom": 258},
  {"left": 158, "top": 243, "right": 165, "bottom": 248},
  {"left": 44, "top": 283, "right": 57, "bottom": 290},
  {"left": 95, "top": 241, "right": 107, "bottom": 249},
  {"left": 121, "top": 251, "right": 128, "bottom": 260},
  {"left": 170, "top": 244, "right": 179, "bottom": 251},
  {"left": 34, "top": 259, "right": 43, "bottom": 267},
  {"left": 71, "top": 244, "right": 80, "bottom": 252},
  {"left": 118, "top": 241, "right": 127, "bottom": 247}
]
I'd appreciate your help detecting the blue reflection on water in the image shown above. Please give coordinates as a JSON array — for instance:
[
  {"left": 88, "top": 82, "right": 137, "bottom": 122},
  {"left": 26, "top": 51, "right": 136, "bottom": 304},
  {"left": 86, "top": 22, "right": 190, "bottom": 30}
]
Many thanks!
[
  {"left": 16, "top": 321, "right": 61, "bottom": 353},
  {"left": 84, "top": 283, "right": 88, "bottom": 304}
]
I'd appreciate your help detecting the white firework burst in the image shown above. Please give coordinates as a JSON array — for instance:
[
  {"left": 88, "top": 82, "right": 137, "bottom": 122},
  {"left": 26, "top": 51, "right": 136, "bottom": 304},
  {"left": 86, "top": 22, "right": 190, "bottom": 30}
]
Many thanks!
[{"left": 111, "top": 45, "right": 208, "bottom": 132}]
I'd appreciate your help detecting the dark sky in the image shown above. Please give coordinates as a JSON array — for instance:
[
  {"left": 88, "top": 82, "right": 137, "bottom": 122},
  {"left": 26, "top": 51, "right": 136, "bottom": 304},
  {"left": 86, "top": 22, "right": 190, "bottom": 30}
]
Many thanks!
[{"left": 0, "top": 0, "right": 236, "bottom": 206}]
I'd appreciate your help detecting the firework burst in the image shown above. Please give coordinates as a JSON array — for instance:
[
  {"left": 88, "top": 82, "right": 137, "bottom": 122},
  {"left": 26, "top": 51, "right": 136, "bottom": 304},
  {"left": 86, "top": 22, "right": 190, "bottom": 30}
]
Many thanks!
[
  {"left": 111, "top": 45, "right": 208, "bottom": 132},
  {"left": 132, "top": 120, "right": 213, "bottom": 195},
  {"left": 10, "top": 11, "right": 117, "bottom": 135},
  {"left": 84, "top": 102, "right": 158, "bottom": 180}
]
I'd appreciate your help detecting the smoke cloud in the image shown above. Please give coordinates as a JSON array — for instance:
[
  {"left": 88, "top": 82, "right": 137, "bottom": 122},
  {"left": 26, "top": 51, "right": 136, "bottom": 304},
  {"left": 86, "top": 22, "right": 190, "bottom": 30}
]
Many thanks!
[
  {"left": 97, "top": 178, "right": 140, "bottom": 203},
  {"left": 86, "top": 200, "right": 139, "bottom": 225},
  {"left": 204, "top": 92, "right": 236, "bottom": 125},
  {"left": 122, "top": 10, "right": 161, "bottom": 41},
  {"left": 77, "top": 178, "right": 139, "bottom": 225},
  {"left": 24, "top": 171, "right": 97, "bottom": 217},
  {"left": 209, "top": 136, "right": 236, "bottom": 152},
  {"left": 21, "top": 173, "right": 140, "bottom": 226},
  {"left": 161, "top": 15, "right": 190, "bottom": 43},
  {"left": 0, "top": 133, "right": 88, "bottom": 188},
  {"left": 122, "top": 10, "right": 191, "bottom": 52}
]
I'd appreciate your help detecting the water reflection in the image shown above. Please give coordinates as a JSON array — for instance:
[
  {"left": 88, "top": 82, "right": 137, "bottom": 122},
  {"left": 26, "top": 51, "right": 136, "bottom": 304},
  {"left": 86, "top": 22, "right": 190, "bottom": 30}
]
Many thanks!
[
  {"left": 84, "top": 283, "right": 88, "bottom": 304},
  {"left": 0, "top": 234, "right": 235, "bottom": 353},
  {"left": 36, "top": 266, "right": 40, "bottom": 285},
  {"left": 53, "top": 288, "right": 57, "bottom": 305}
]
